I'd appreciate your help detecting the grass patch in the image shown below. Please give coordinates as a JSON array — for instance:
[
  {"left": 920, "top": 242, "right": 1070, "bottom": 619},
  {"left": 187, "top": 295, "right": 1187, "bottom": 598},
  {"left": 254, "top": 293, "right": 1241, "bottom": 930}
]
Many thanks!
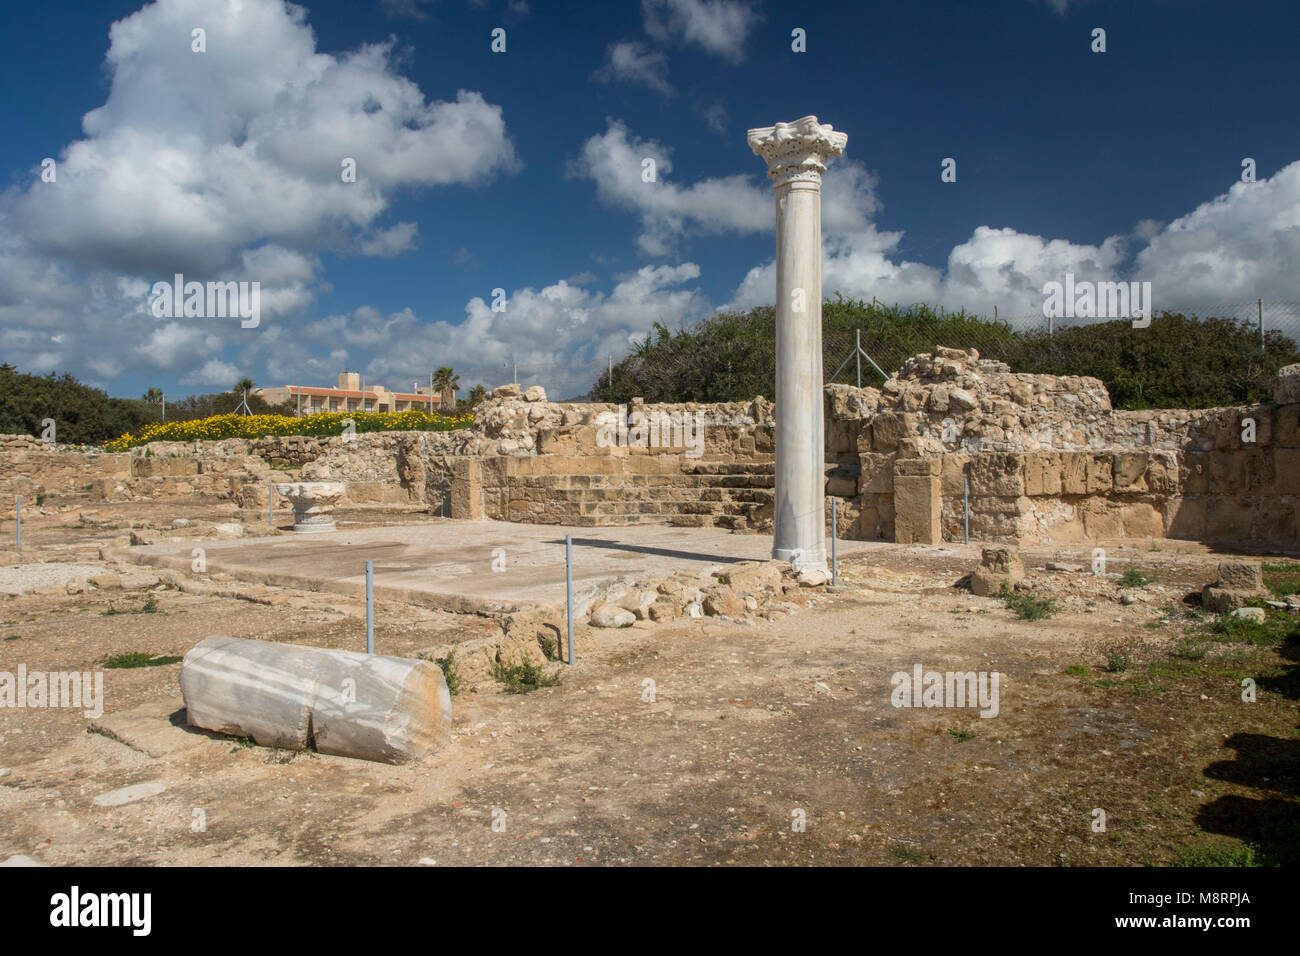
[
  {"left": 947, "top": 728, "right": 978, "bottom": 742},
  {"left": 1063, "top": 664, "right": 1090, "bottom": 677},
  {"left": 1000, "top": 586, "right": 1057, "bottom": 620},
  {"left": 1210, "top": 609, "right": 1298, "bottom": 647},
  {"left": 1262, "top": 561, "right": 1300, "bottom": 599},
  {"left": 434, "top": 648, "right": 464, "bottom": 696},
  {"left": 100, "top": 651, "right": 183, "bottom": 669},
  {"left": 1119, "top": 567, "right": 1156, "bottom": 588},
  {"left": 490, "top": 657, "right": 562, "bottom": 694},
  {"left": 1171, "top": 636, "right": 1209, "bottom": 661},
  {"left": 1171, "top": 840, "right": 1259, "bottom": 867}
]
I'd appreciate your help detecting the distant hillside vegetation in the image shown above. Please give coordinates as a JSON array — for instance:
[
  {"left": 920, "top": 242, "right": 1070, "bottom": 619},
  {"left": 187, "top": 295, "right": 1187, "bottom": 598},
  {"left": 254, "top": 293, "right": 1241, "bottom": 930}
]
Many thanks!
[
  {"left": 0, "top": 364, "right": 295, "bottom": 445},
  {"left": 590, "top": 299, "right": 1300, "bottom": 410}
]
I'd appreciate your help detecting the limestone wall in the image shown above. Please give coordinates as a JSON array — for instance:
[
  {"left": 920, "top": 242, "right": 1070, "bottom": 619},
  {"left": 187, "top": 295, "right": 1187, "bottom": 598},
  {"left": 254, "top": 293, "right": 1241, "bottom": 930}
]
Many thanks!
[{"left": 1, "top": 356, "right": 1296, "bottom": 552}]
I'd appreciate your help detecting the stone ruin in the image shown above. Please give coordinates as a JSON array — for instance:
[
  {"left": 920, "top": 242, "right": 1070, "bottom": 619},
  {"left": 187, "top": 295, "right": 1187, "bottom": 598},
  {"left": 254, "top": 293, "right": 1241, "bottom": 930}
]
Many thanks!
[{"left": 3, "top": 350, "right": 1299, "bottom": 553}]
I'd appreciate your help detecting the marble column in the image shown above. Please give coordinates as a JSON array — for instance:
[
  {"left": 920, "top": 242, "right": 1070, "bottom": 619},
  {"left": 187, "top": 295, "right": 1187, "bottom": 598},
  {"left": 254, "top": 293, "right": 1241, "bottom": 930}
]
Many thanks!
[{"left": 748, "top": 116, "right": 847, "bottom": 573}]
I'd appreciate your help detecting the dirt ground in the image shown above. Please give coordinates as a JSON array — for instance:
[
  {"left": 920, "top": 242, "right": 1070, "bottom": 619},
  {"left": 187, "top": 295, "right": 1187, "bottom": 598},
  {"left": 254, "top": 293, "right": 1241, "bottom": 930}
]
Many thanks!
[{"left": 2, "top": 500, "right": 1297, "bottom": 866}]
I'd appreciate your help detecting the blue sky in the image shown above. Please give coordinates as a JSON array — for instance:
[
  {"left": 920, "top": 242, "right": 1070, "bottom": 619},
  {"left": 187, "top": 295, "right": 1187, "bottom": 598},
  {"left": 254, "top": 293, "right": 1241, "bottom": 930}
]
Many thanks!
[{"left": 1, "top": 0, "right": 1297, "bottom": 400}]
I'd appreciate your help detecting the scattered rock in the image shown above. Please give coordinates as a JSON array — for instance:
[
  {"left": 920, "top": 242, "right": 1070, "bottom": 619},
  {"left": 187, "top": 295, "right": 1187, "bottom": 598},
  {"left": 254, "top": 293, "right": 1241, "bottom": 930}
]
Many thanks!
[
  {"left": 684, "top": 601, "right": 704, "bottom": 619},
  {"left": 702, "top": 585, "right": 744, "bottom": 617},
  {"left": 493, "top": 383, "right": 521, "bottom": 399},
  {"left": 0, "top": 855, "right": 44, "bottom": 867},
  {"left": 1229, "top": 606, "right": 1266, "bottom": 623},
  {"left": 89, "top": 573, "right": 121, "bottom": 590},
  {"left": 949, "top": 388, "right": 978, "bottom": 411},
  {"left": 1046, "top": 561, "right": 1084, "bottom": 573},
  {"left": 128, "top": 531, "right": 154, "bottom": 546},
  {"left": 797, "top": 569, "right": 828, "bottom": 587},
  {"left": 171, "top": 518, "right": 190, "bottom": 529},
  {"left": 590, "top": 604, "right": 635, "bottom": 628},
  {"left": 523, "top": 385, "right": 547, "bottom": 403},
  {"left": 1119, "top": 592, "right": 1136, "bottom": 606}
]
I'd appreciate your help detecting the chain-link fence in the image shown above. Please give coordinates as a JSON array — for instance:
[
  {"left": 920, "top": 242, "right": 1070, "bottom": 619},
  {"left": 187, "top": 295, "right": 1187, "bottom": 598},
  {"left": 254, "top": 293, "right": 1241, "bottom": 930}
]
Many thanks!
[{"left": 820, "top": 301, "right": 1300, "bottom": 409}]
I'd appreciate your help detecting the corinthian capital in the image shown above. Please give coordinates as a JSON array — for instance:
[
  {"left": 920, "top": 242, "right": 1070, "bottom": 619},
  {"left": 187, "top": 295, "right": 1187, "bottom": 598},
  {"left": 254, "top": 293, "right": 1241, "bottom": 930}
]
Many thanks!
[{"left": 747, "top": 116, "right": 847, "bottom": 187}]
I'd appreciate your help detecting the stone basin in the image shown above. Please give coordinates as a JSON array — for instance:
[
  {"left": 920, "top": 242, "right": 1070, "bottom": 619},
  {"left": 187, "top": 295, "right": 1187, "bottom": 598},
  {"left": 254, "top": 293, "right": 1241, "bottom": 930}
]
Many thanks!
[{"left": 273, "top": 481, "right": 346, "bottom": 533}]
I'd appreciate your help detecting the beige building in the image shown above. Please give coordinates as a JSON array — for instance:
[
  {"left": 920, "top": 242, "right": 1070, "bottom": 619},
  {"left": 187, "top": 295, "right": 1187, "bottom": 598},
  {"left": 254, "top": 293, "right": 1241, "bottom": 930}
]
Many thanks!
[{"left": 255, "top": 373, "right": 445, "bottom": 415}]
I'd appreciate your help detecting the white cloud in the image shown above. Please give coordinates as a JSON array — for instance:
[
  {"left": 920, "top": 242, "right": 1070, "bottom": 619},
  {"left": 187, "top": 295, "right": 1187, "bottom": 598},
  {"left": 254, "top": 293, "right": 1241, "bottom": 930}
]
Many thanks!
[
  {"left": 594, "top": 41, "right": 673, "bottom": 95},
  {"left": 180, "top": 359, "right": 244, "bottom": 387},
  {"left": 571, "top": 120, "right": 877, "bottom": 255},
  {"left": 1134, "top": 163, "right": 1300, "bottom": 304},
  {"left": 642, "top": 0, "right": 760, "bottom": 62},
  {"left": 283, "top": 264, "right": 712, "bottom": 398},
  {"left": 360, "top": 222, "right": 420, "bottom": 257},
  {"left": 0, "top": 0, "right": 518, "bottom": 387}
]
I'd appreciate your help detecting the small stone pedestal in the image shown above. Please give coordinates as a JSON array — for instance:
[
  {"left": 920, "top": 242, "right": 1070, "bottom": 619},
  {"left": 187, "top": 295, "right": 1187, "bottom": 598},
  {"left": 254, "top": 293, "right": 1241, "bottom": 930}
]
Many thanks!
[{"left": 273, "top": 481, "right": 345, "bottom": 532}]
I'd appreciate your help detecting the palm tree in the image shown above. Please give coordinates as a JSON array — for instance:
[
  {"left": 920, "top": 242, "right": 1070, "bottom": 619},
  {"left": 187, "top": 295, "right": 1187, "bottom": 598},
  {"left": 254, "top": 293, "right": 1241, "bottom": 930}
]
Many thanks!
[
  {"left": 235, "top": 377, "right": 255, "bottom": 395},
  {"left": 468, "top": 384, "right": 487, "bottom": 407},
  {"left": 433, "top": 366, "right": 459, "bottom": 411},
  {"left": 142, "top": 387, "right": 164, "bottom": 422}
]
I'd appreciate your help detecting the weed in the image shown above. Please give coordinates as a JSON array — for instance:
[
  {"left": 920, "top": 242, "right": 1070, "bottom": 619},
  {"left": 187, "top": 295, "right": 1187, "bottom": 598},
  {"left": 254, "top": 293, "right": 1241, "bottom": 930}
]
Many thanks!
[
  {"left": 947, "top": 728, "right": 978, "bottom": 742},
  {"left": 1001, "top": 586, "right": 1057, "bottom": 620},
  {"left": 490, "top": 657, "right": 562, "bottom": 694},
  {"left": 434, "top": 648, "right": 463, "bottom": 696},
  {"left": 1119, "top": 568, "right": 1156, "bottom": 588},
  {"left": 1104, "top": 646, "right": 1131, "bottom": 673},
  {"left": 1064, "top": 664, "right": 1090, "bottom": 677}
]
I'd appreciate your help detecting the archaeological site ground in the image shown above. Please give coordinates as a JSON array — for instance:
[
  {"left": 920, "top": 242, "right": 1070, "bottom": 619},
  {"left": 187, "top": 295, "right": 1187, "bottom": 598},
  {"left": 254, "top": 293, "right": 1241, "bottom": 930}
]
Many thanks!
[{"left": 2, "top": 352, "right": 1298, "bottom": 870}]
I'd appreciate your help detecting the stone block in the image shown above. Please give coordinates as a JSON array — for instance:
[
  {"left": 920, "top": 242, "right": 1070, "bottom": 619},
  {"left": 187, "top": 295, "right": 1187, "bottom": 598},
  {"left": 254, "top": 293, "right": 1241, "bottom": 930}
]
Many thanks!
[
  {"left": 1085, "top": 454, "right": 1113, "bottom": 494},
  {"left": 1060, "top": 453, "right": 1088, "bottom": 495},
  {"left": 970, "top": 546, "right": 1025, "bottom": 596},
  {"left": 870, "top": 412, "right": 917, "bottom": 452},
  {"left": 940, "top": 454, "right": 970, "bottom": 497},
  {"left": 1023, "top": 452, "right": 1062, "bottom": 497},
  {"left": 967, "top": 453, "right": 1025, "bottom": 497},
  {"left": 894, "top": 472, "right": 942, "bottom": 544},
  {"left": 1111, "top": 452, "right": 1148, "bottom": 492},
  {"left": 180, "top": 636, "right": 451, "bottom": 763},
  {"left": 857, "top": 453, "right": 894, "bottom": 494}
]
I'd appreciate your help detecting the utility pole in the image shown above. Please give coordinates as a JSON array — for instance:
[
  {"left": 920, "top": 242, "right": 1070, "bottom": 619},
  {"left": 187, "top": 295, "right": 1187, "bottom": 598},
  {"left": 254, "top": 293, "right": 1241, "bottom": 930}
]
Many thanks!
[{"left": 160, "top": 392, "right": 165, "bottom": 422}]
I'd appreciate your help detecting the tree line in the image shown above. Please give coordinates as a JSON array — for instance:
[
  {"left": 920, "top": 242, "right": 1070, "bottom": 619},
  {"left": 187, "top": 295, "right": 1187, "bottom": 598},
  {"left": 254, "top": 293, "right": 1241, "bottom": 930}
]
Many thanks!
[{"left": 589, "top": 298, "right": 1300, "bottom": 410}]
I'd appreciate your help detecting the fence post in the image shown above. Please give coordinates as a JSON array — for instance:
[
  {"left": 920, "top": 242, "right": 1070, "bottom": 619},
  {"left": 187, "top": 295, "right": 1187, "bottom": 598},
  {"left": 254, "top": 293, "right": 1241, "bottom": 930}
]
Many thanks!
[
  {"left": 365, "top": 560, "right": 374, "bottom": 654},
  {"left": 963, "top": 479, "right": 970, "bottom": 545},
  {"left": 855, "top": 329, "right": 861, "bottom": 389},
  {"left": 1259, "top": 299, "right": 1264, "bottom": 347},
  {"left": 565, "top": 535, "right": 575, "bottom": 666},
  {"left": 831, "top": 497, "right": 838, "bottom": 586}
]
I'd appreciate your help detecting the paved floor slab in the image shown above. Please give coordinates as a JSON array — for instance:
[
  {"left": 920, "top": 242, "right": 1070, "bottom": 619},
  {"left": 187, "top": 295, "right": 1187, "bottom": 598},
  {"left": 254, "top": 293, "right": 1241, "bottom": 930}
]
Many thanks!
[{"left": 114, "top": 520, "right": 884, "bottom": 614}]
